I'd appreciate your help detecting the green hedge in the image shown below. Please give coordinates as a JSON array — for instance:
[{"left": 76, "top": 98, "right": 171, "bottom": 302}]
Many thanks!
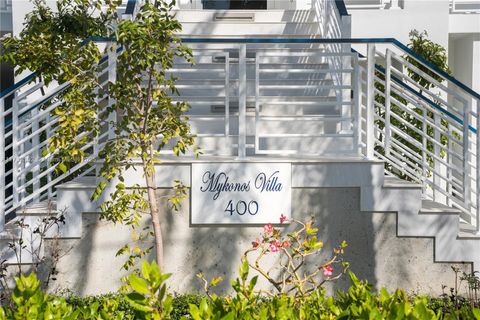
[{"left": 1, "top": 271, "right": 480, "bottom": 320}]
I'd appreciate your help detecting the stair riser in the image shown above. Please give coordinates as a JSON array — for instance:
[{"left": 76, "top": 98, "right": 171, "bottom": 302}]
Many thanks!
[
  {"left": 360, "top": 187, "right": 422, "bottom": 213},
  {"left": 397, "top": 213, "right": 459, "bottom": 238},
  {"left": 174, "top": 10, "right": 317, "bottom": 23}
]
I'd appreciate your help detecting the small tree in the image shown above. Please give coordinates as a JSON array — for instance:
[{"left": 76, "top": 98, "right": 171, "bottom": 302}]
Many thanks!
[
  {"left": 94, "top": 0, "right": 195, "bottom": 268},
  {"left": 405, "top": 29, "right": 451, "bottom": 90},
  {"left": 1, "top": 0, "right": 195, "bottom": 268}
]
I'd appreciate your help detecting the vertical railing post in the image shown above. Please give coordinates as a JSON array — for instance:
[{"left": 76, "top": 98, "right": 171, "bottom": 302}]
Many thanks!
[
  {"left": 352, "top": 55, "right": 361, "bottom": 155},
  {"left": 12, "top": 96, "right": 19, "bottom": 207},
  {"left": 366, "top": 43, "right": 376, "bottom": 159},
  {"left": 341, "top": 51, "right": 351, "bottom": 133},
  {"left": 224, "top": 52, "right": 230, "bottom": 143},
  {"left": 95, "top": 42, "right": 116, "bottom": 178},
  {"left": 254, "top": 50, "right": 260, "bottom": 156},
  {"left": 384, "top": 49, "right": 392, "bottom": 157},
  {"left": 463, "top": 100, "right": 471, "bottom": 218},
  {"left": 46, "top": 111, "right": 53, "bottom": 199},
  {"left": 238, "top": 44, "right": 247, "bottom": 159},
  {"left": 0, "top": 97, "right": 5, "bottom": 232},
  {"left": 433, "top": 116, "right": 446, "bottom": 204},
  {"left": 476, "top": 98, "right": 480, "bottom": 232},
  {"left": 107, "top": 42, "right": 117, "bottom": 143},
  {"left": 422, "top": 107, "right": 428, "bottom": 196},
  {"left": 32, "top": 108, "right": 40, "bottom": 196}
]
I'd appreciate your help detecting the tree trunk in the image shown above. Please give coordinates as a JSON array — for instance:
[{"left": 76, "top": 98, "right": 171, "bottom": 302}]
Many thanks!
[{"left": 143, "top": 161, "right": 164, "bottom": 269}]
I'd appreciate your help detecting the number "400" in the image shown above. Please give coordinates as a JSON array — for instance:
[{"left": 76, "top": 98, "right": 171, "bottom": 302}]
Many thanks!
[{"left": 225, "top": 200, "right": 259, "bottom": 216}]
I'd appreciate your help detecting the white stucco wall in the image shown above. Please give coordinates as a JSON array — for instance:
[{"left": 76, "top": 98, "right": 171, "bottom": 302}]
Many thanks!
[
  {"left": 450, "top": 34, "right": 474, "bottom": 86},
  {"left": 449, "top": 33, "right": 480, "bottom": 101},
  {"left": 349, "top": 0, "right": 450, "bottom": 47}
]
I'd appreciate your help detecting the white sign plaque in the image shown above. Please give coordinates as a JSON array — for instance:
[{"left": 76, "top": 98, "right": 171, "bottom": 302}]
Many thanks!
[{"left": 191, "top": 163, "right": 292, "bottom": 224}]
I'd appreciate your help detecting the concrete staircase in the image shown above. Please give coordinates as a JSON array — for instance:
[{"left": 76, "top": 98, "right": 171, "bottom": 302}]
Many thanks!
[{"left": 361, "top": 176, "right": 480, "bottom": 271}]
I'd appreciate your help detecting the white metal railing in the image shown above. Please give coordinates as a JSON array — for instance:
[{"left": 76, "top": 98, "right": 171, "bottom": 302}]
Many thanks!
[
  {"left": 0, "top": 46, "right": 119, "bottom": 225},
  {"left": 169, "top": 41, "right": 357, "bottom": 157},
  {"left": 355, "top": 41, "right": 480, "bottom": 231},
  {"left": 0, "top": 0, "right": 141, "bottom": 232},
  {"left": 450, "top": 0, "right": 480, "bottom": 13}
]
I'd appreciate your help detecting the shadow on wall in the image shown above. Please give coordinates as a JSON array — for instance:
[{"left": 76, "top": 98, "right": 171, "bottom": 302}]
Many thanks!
[
  {"left": 160, "top": 188, "right": 248, "bottom": 294},
  {"left": 302, "top": 187, "right": 376, "bottom": 292}
]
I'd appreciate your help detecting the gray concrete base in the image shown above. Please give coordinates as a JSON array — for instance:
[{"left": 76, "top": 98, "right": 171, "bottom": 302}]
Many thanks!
[{"left": 45, "top": 188, "right": 470, "bottom": 296}]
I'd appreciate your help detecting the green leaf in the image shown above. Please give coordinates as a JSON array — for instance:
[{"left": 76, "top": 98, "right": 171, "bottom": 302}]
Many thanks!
[
  {"left": 57, "top": 162, "right": 67, "bottom": 174},
  {"left": 473, "top": 309, "right": 480, "bottom": 320},
  {"left": 141, "top": 259, "right": 151, "bottom": 281},
  {"left": 128, "top": 274, "right": 149, "bottom": 294},
  {"left": 239, "top": 257, "right": 249, "bottom": 281},
  {"left": 189, "top": 304, "right": 202, "bottom": 320},
  {"left": 125, "top": 292, "right": 153, "bottom": 313}
]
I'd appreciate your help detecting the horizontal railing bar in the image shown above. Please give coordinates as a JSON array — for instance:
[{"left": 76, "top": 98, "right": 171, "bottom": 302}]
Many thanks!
[
  {"left": 258, "top": 133, "right": 354, "bottom": 138},
  {"left": 258, "top": 68, "right": 354, "bottom": 73},
  {"left": 385, "top": 148, "right": 425, "bottom": 178},
  {"left": 16, "top": 144, "right": 96, "bottom": 194},
  {"left": 390, "top": 133, "right": 465, "bottom": 175},
  {"left": 375, "top": 64, "right": 477, "bottom": 133},
  {"left": 387, "top": 84, "right": 465, "bottom": 135},
  {"left": 16, "top": 116, "right": 59, "bottom": 146},
  {"left": 17, "top": 102, "right": 62, "bottom": 131},
  {"left": 15, "top": 81, "right": 46, "bottom": 102},
  {"left": 380, "top": 106, "right": 465, "bottom": 149},
  {"left": 384, "top": 125, "right": 464, "bottom": 162},
  {"left": 258, "top": 85, "right": 350, "bottom": 89},
  {"left": 389, "top": 51, "right": 468, "bottom": 104},
  {"left": 375, "top": 116, "right": 466, "bottom": 174},
  {"left": 258, "top": 116, "right": 350, "bottom": 121},
  {"left": 374, "top": 150, "right": 422, "bottom": 183},
  {"left": 389, "top": 67, "right": 465, "bottom": 113}
]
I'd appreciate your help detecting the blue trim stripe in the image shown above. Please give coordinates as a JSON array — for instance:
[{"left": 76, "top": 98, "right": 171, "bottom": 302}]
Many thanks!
[
  {"left": 334, "top": 0, "right": 349, "bottom": 16},
  {"left": 0, "top": 73, "right": 35, "bottom": 98}
]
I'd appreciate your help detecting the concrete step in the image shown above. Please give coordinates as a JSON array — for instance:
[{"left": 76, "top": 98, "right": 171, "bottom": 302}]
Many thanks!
[
  {"left": 16, "top": 200, "right": 57, "bottom": 216},
  {"left": 420, "top": 200, "right": 462, "bottom": 215},
  {"left": 398, "top": 200, "right": 460, "bottom": 238},
  {"left": 179, "top": 22, "right": 321, "bottom": 36},
  {"left": 360, "top": 176, "right": 422, "bottom": 212},
  {"left": 383, "top": 176, "right": 421, "bottom": 189},
  {"left": 174, "top": 9, "right": 317, "bottom": 23},
  {"left": 459, "top": 222, "right": 480, "bottom": 239}
]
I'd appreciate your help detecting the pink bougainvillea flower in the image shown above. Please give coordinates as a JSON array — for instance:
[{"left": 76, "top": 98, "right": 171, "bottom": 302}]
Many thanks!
[
  {"left": 263, "top": 224, "right": 273, "bottom": 234},
  {"left": 281, "top": 240, "right": 290, "bottom": 248},
  {"left": 269, "top": 240, "right": 282, "bottom": 252},
  {"left": 321, "top": 265, "right": 334, "bottom": 277},
  {"left": 252, "top": 238, "right": 261, "bottom": 248},
  {"left": 280, "top": 214, "right": 288, "bottom": 224}
]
